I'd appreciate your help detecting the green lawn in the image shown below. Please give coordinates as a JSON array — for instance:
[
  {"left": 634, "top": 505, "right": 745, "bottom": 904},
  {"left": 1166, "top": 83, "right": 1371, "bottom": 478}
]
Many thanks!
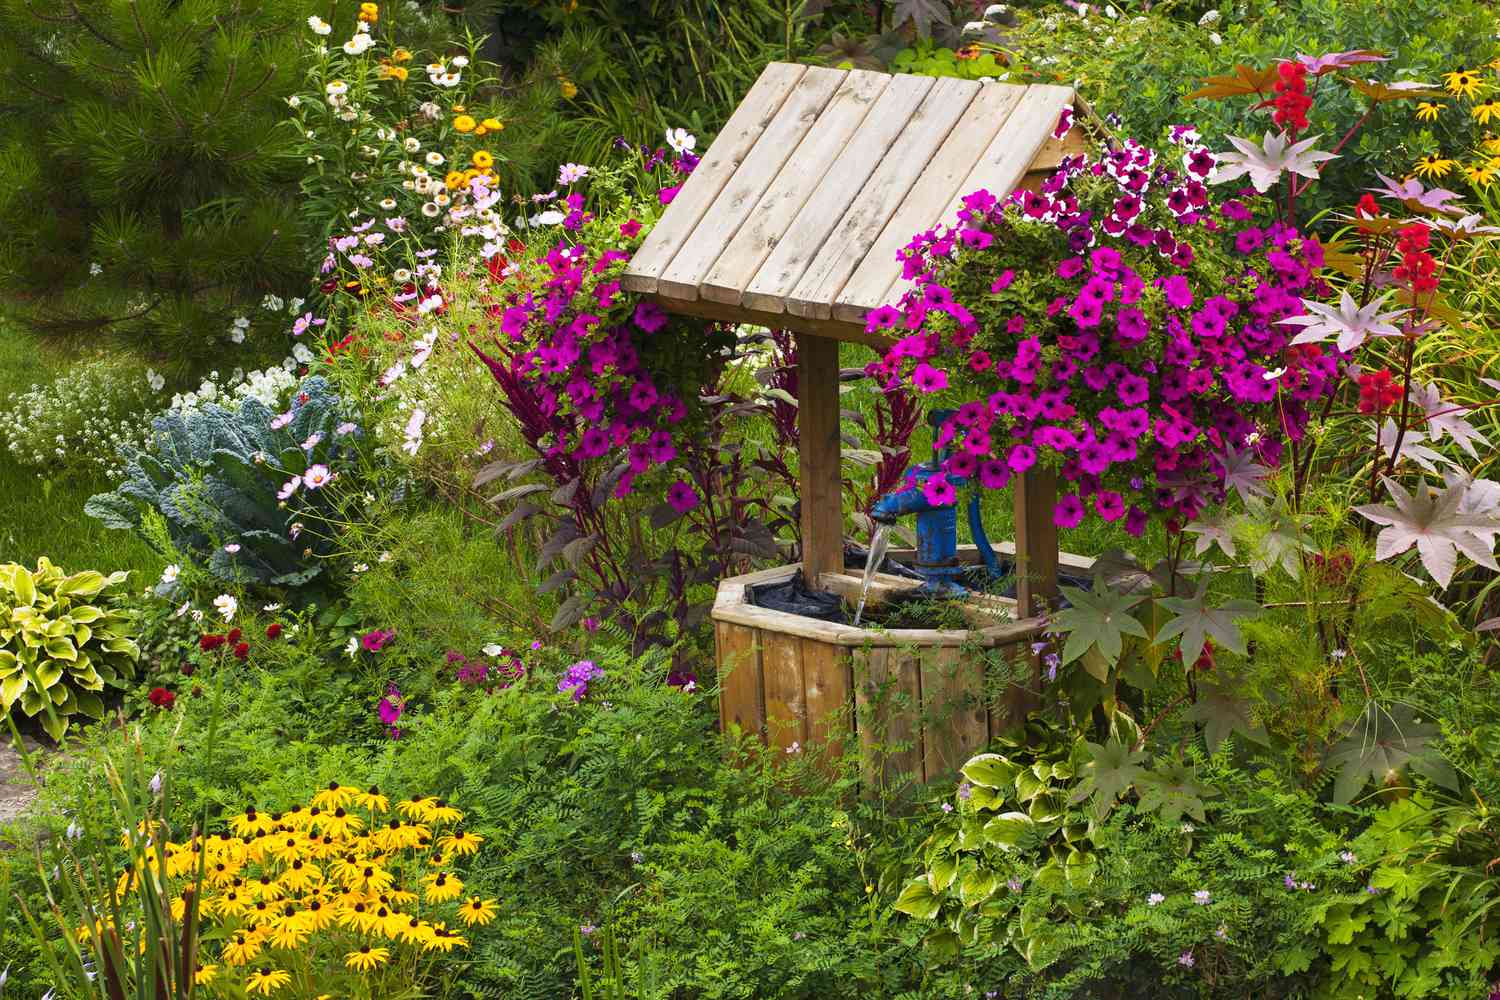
[{"left": 0, "top": 323, "right": 162, "bottom": 578}]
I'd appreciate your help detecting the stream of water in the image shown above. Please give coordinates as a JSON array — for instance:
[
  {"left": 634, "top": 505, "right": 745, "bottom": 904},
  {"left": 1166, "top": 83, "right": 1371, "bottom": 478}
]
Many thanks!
[{"left": 852, "top": 523, "right": 890, "bottom": 628}]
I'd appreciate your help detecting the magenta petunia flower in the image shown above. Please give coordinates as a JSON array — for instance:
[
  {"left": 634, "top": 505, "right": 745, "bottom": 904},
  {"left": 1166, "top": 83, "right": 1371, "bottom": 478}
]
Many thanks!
[
  {"left": 620, "top": 219, "right": 642, "bottom": 238},
  {"left": 361, "top": 628, "right": 396, "bottom": 653},
  {"left": 912, "top": 363, "right": 949, "bottom": 394},
  {"left": 1052, "top": 494, "right": 1084, "bottom": 529},
  {"left": 978, "top": 460, "right": 1010, "bottom": 489},
  {"left": 632, "top": 301, "right": 668, "bottom": 333},
  {"left": 666, "top": 479, "right": 700, "bottom": 513},
  {"left": 1006, "top": 444, "right": 1037, "bottom": 473},
  {"left": 990, "top": 269, "right": 1015, "bottom": 292},
  {"left": 1094, "top": 490, "right": 1126, "bottom": 521},
  {"left": 921, "top": 473, "right": 956, "bottom": 507}
]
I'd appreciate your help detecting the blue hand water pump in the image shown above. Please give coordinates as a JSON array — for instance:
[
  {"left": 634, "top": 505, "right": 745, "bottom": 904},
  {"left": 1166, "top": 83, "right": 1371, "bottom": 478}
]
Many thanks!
[{"left": 869, "top": 408, "right": 1004, "bottom": 594}]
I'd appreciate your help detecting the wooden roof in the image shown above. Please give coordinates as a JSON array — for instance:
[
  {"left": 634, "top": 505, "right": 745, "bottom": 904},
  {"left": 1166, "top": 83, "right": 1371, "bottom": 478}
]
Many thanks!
[{"left": 622, "top": 63, "right": 1091, "bottom": 346}]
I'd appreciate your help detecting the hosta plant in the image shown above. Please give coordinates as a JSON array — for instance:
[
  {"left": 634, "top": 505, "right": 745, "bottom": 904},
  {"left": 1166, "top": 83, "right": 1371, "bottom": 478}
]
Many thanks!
[
  {"left": 85, "top": 376, "right": 359, "bottom": 592},
  {"left": 0, "top": 558, "right": 139, "bottom": 740}
]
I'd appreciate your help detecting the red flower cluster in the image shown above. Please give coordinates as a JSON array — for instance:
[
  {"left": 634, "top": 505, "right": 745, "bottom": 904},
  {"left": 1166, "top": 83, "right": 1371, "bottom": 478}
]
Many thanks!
[
  {"left": 1393, "top": 223, "right": 1439, "bottom": 295},
  {"left": 200, "top": 628, "right": 251, "bottom": 661},
  {"left": 1311, "top": 548, "right": 1354, "bottom": 586},
  {"left": 148, "top": 687, "right": 176, "bottom": 710},
  {"left": 1270, "top": 61, "right": 1312, "bottom": 132},
  {"left": 266, "top": 623, "right": 283, "bottom": 640},
  {"left": 1357, "top": 368, "right": 1403, "bottom": 413},
  {"left": 1353, "top": 193, "right": 1381, "bottom": 232}
]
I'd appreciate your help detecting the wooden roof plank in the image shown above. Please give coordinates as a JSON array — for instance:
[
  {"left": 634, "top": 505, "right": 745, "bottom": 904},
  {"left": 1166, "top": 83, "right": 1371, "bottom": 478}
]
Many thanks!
[
  {"left": 784, "top": 75, "right": 982, "bottom": 320},
  {"left": 829, "top": 82, "right": 1030, "bottom": 324},
  {"left": 699, "top": 69, "right": 891, "bottom": 306},
  {"left": 654, "top": 66, "right": 851, "bottom": 303},
  {"left": 620, "top": 62, "right": 807, "bottom": 295},
  {"left": 849, "top": 84, "right": 1074, "bottom": 320},
  {"left": 739, "top": 73, "right": 937, "bottom": 317}
]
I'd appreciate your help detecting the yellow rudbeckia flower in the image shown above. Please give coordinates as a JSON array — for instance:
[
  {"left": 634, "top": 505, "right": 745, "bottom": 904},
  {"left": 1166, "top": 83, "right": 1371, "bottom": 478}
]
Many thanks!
[
  {"left": 346, "top": 945, "right": 390, "bottom": 971},
  {"left": 1413, "top": 153, "right": 1456, "bottom": 178},
  {"left": 1415, "top": 102, "right": 1444, "bottom": 122},
  {"left": 1443, "top": 68, "right": 1485, "bottom": 99},
  {"left": 1472, "top": 100, "right": 1500, "bottom": 124},
  {"left": 458, "top": 896, "right": 499, "bottom": 926},
  {"left": 246, "top": 967, "right": 291, "bottom": 996}
]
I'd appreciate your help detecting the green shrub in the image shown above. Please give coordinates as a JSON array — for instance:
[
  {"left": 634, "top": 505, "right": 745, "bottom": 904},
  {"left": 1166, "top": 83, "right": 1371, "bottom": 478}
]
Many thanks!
[{"left": 0, "top": 557, "right": 139, "bottom": 740}]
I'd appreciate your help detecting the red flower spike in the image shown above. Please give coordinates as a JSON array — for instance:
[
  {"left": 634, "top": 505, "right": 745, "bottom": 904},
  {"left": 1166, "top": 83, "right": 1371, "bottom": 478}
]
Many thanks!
[
  {"left": 148, "top": 687, "right": 176, "bottom": 710},
  {"left": 233, "top": 642, "right": 250, "bottom": 661},
  {"left": 266, "top": 623, "right": 283, "bottom": 640}
]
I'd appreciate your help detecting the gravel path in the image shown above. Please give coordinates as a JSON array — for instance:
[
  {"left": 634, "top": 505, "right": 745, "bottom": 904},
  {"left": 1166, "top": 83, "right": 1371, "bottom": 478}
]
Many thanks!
[{"left": 0, "top": 736, "right": 42, "bottom": 828}]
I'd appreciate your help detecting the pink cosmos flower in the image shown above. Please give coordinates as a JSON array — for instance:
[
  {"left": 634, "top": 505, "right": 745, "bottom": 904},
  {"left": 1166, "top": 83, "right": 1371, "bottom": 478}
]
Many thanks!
[
  {"left": 277, "top": 476, "right": 302, "bottom": 500},
  {"left": 303, "top": 464, "right": 331, "bottom": 489}
]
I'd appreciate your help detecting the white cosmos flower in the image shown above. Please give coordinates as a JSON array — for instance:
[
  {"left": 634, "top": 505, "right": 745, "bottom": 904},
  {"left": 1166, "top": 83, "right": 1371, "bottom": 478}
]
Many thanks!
[
  {"left": 308, "top": 15, "right": 332, "bottom": 33},
  {"left": 161, "top": 564, "right": 180, "bottom": 585},
  {"left": 146, "top": 368, "right": 165, "bottom": 392},
  {"left": 557, "top": 162, "right": 589, "bottom": 185},
  {"left": 452, "top": 55, "right": 469, "bottom": 67},
  {"left": 665, "top": 128, "right": 696, "bottom": 154},
  {"left": 213, "top": 594, "right": 238, "bottom": 622}
]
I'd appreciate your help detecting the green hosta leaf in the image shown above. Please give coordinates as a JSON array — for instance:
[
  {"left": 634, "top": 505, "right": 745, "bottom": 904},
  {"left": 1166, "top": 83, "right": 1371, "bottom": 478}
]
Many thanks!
[
  {"left": 74, "top": 689, "right": 105, "bottom": 719},
  {"left": 983, "top": 811, "right": 1036, "bottom": 850},
  {"left": 1325, "top": 702, "right": 1458, "bottom": 804},
  {"left": 68, "top": 605, "right": 104, "bottom": 624},
  {"left": 1156, "top": 581, "right": 1261, "bottom": 664},
  {"left": 1184, "top": 670, "right": 1267, "bottom": 751},
  {"left": 0, "top": 673, "right": 25, "bottom": 708},
  {"left": 1135, "top": 760, "right": 1217, "bottom": 824},
  {"left": 44, "top": 638, "right": 77, "bottom": 662},
  {"left": 56, "top": 571, "right": 108, "bottom": 597},
  {"left": 38, "top": 707, "right": 67, "bottom": 740},
  {"left": 34, "top": 659, "right": 64, "bottom": 688},
  {"left": 894, "top": 876, "right": 943, "bottom": 919},
  {"left": 960, "top": 753, "right": 1019, "bottom": 791},
  {"left": 1054, "top": 578, "right": 1147, "bottom": 670},
  {"left": 10, "top": 567, "right": 35, "bottom": 608},
  {"left": 928, "top": 855, "right": 957, "bottom": 893},
  {"left": 958, "top": 869, "right": 997, "bottom": 908}
]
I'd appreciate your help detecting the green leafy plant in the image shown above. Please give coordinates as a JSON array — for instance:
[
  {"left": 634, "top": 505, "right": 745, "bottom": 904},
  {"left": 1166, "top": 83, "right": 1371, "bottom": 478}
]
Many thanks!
[
  {"left": 84, "top": 376, "right": 360, "bottom": 593},
  {"left": 0, "top": 557, "right": 139, "bottom": 740}
]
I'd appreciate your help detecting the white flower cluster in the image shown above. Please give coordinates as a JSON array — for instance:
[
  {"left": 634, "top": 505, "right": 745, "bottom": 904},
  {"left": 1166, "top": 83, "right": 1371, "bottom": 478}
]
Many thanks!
[
  {"left": 0, "top": 357, "right": 160, "bottom": 480},
  {"left": 167, "top": 366, "right": 299, "bottom": 418}
]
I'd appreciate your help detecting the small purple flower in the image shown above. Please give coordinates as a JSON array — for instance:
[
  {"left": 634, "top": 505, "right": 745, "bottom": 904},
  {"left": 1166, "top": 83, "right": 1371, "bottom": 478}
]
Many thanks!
[
  {"left": 1178, "top": 951, "right": 1195, "bottom": 968},
  {"left": 1193, "top": 890, "right": 1211, "bottom": 905},
  {"left": 558, "top": 659, "right": 604, "bottom": 702},
  {"left": 957, "top": 781, "right": 972, "bottom": 801},
  {"left": 1147, "top": 892, "right": 1165, "bottom": 907}
]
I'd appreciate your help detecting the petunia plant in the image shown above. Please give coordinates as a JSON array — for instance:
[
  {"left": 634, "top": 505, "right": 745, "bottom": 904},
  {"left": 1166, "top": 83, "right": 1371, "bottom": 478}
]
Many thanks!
[{"left": 869, "top": 120, "right": 1339, "bottom": 537}]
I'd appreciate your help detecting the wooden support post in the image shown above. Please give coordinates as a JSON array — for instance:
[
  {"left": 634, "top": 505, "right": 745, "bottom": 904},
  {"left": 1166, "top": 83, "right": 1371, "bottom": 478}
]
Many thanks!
[
  {"left": 797, "top": 333, "right": 843, "bottom": 588},
  {"left": 1012, "top": 466, "right": 1059, "bottom": 619}
]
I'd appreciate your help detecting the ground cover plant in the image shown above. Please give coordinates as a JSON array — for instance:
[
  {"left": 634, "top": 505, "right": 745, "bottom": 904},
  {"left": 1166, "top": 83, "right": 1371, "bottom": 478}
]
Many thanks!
[{"left": 1, "top": 2, "right": 1499, "bottom": 999}]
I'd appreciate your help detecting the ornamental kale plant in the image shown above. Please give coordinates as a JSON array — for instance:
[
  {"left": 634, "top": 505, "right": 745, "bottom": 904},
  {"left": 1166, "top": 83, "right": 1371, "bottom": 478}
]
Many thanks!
[
  {"left": 869, "top": 119, "right": 1340, "bottom": 535},
  {"left": 84, "top": 376, "right": 362, "bottom": 593}
]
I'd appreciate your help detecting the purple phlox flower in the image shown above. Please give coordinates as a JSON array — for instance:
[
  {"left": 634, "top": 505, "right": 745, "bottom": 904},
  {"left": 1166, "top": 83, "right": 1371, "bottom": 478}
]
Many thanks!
[{"left": 558, "top": 659, "right": 604, "bottom": 702}]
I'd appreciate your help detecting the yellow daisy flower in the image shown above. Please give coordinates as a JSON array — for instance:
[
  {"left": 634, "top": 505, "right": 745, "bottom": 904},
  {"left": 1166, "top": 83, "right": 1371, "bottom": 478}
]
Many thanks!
[
  {"left": 424, "top": 871, "right": 463, "bottom": 902},
  {"left": 1415, "top": 101, "right": 1444, "bottom": 122},
  {"left": 311, "top": 783, "right": 359, "bottom": 810},
  {"left": 358, "top": 2, "right": 379, "bottom": 22},
  {"left": 230, "top": 809, "right": 271, "bottom": 837},
  {"left": 453, "top": 114, "right": 477, "bottom": 133},
  {"left": 1443, "top": 68, "right": 1486, "bottom": 99},
  {"left": 346, "top": 945, "right": 390, "bottom": 971},
  {"left": 1473, "top": 100, "right": 1500, "bottom": 124},
  {"left": 421, "top": 926, "right": 467, "bottom": 952},
  {"left": 457, "top": 896, "right": 499, "bottom": 927},
  {"left": 481, "top": 117, "right": 504, "bottom": 132},
  {"left": 391, "top": 48, "right": 413, "bottom": 64},
  {"left": 1463, "top": 160, "right": 1498, "bottom": 186},
  {"left": 439, "top": 830, "right": 483, "bottom": 857},
  {"left": 1412, "top": 153, "right": 1456, "bottom": 178},
  {"left": 316, "top": 807, "right": 364, "bottom": 838},
  {"left": 445, "top": 170, "right": 466, "bottom": 190},
  {"left": 193, "top": 964, "right": 218, "bottom": 986},
  {"left": 471, "top": 151, "right": 493, "bottom": 170},
  {"left": 358, "top": 786, "right": 391, "bottom": 813},
  {"left": 246, "top": 967, "right": 291, "bottom": 996},
  {"left": 560, "top": 78, "right": 578, "bottom": 99},
  {"left": 222, "top": 932, "right": 261, "bottom": 966},
  {"left": 397, "top": 796, "right": 437, "bottom": 821}
]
